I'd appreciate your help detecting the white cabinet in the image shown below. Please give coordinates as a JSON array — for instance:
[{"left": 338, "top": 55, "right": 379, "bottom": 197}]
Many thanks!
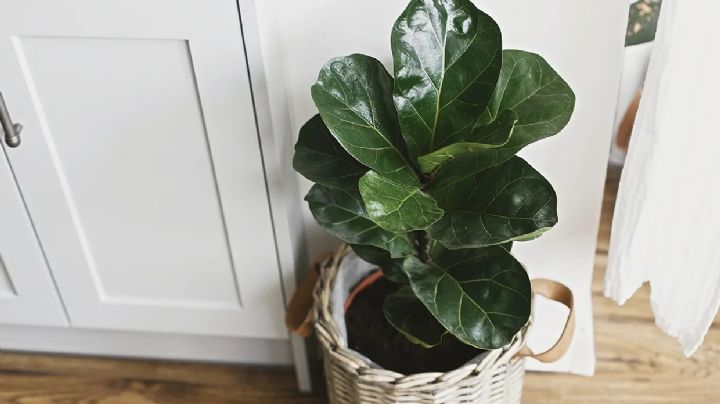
[
  {"left": 0, "top": 0, "right": 287, "bottom": 340},
  {"left": 0, "top": 146, "right": 67, "bottom": 327}
]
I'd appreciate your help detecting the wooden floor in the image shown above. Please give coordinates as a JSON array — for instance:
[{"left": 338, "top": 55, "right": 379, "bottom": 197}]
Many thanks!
[{"left": 1, "top": 166, "right": 718, "bottom": 403}]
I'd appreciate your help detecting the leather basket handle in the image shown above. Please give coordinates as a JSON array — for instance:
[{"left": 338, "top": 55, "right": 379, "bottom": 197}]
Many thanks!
[
  {"left": 285, "top": 253, "right": 331, "bottom": 337},
  {"left": 516, "top": 279, "right": 576, "bottom": 363}
]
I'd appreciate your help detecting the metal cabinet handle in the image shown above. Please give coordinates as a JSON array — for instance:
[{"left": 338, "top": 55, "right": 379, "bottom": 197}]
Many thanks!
[{"left": 0, "top": 91, "right": 22, "bottom": 148}]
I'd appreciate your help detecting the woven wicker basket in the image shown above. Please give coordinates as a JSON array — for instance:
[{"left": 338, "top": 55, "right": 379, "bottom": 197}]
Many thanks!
[
  {"left": 312, "top": 245, "right": 531, "bottom": 404},
  {"left": 286, "top": 244, "right": 575, "bottom": 404}
]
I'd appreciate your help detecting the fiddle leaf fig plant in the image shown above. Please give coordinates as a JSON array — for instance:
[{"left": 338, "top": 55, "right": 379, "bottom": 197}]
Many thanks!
[{"left": 293, "top": 0, "right": 575, "bottom": 350}]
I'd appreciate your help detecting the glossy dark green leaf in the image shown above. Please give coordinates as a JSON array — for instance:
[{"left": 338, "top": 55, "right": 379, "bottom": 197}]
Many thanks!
[
  {"left": 403, "top": 245, "right": 531, "bottom": 349},
  {"left": 430, "top": 50, "right": 574, "bottom": 187},
  {"left": 312, "top": 54, "right": 419, "bottom": 186},
  {"left": 417, "top": 110, "right": 517, "bottom": 173},
  {"left": 350, "top": 244, "right": 408, "bottom": 283},
  {"left": 359, "top": 171, "right": 444, "bottom": 233},
  {"left": 392, "top": 0, "right": 502, "bottom": 160},
  {"left": 428, "top": 147, "right": 515, "bottom": 197},
  {"left": 305, "top": 184, "right": 414, "bottom": 258},
  {"left": 428, "top": 157, "right": 557, "bottom": 249},
  {"left": 477, "top": 50, "right": 575, "bottom": 151},
  {"left": 293, "top": 114, "right": 367, "bottom": 188},
  {"left": 383, "top": 285, "right": 447, "bottom": 347},
  {"left": 472, "top": 109, "right": 518, "bottom": 147}
]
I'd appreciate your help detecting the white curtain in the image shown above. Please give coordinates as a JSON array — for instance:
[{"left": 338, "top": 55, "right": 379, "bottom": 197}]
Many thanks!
[{"left": 605, "top": 0, "right": 720, "bottom": 356}]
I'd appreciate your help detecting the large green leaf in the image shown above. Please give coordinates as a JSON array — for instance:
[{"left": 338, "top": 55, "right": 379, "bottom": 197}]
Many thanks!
[
  {"left": 305, "top": 184, "right": 414, "bottom": 258},
  {"left": 359, "top": 171, "right": 444, "bottom": 233},
  {"left": 383, "top": 285, "right": 447, "bottom": 347},
  {"left": 403, "top": 245, "right": 531, "bottom": 349},
  {"left": 429, "top": 50, "right": 574, "bottom": 193},
  {"left": 417, "top": 110, "right": 517, "bottom": 173},
  {"left": 293, "top": 114, "right": 367, "bottom": 188},
  {"left": 428, "top": 146, "right": 516, "bottom": 198},
  {"left": 477, "top": 50, "right": 575, "bottom": 151},
  {"left": 312, "top": 54, "right": 419, "bottom": 185},
  {"left": 429, "top": 157, "right": 557, "bottom": 249},
  {"left": 392, "top": 0, "right": 502, "bottom": 160},
  {"left": 350, "top": 244, "right": 407, "bottom": 283}
]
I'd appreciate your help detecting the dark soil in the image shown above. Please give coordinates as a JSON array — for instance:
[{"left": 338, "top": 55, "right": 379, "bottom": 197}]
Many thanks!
[{"left": 345, "top": 276, "right": 483, "bottom": 374}]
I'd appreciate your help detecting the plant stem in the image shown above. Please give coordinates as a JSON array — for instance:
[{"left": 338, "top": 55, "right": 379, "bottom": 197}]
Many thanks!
[
  {"left": 416, "top": 231, "right": 429, "bottom": 263},
  {"left": 420, "top": 173, "right": 435, "bottom": 191}
]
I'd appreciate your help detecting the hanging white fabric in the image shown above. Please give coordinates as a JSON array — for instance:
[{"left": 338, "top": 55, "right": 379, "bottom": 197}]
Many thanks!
[{"left": 605, "top": 0, "right": 720, "bottom": 356}]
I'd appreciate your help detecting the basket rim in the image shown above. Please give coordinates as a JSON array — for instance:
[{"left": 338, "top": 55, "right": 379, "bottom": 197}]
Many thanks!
[{"left": 312, "top": 243, "right": 530, "bottom": 385}]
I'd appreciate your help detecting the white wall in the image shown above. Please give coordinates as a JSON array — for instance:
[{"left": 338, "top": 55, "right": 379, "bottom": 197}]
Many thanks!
[{"left": 252, "top": 0, "right": 628, "bottom": 376}]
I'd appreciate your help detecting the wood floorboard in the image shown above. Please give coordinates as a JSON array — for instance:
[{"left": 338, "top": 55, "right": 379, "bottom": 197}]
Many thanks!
[{"left": 1, "top": 165, "right": 717, "bottom": 403}]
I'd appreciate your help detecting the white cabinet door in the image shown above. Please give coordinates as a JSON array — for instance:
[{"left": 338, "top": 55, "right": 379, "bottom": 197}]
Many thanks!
[
  {"left": 0, "top": 148, "right": 67, "bottom": 327},
  {"left": 0, "top": 0, "right": 287, "bottom": 339}
]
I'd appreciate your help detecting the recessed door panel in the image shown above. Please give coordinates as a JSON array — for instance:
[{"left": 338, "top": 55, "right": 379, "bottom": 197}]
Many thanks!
[
  {"left": 0, "top": 0, "right": 286, "bottom": 338},
  {"left": 17, "top": 36, "right": 241, "bottom": 307}
]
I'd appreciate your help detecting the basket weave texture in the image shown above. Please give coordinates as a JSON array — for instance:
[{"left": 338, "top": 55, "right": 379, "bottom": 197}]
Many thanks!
[{"left": 313, "top": 245, "right": 529, "bottom": 404}]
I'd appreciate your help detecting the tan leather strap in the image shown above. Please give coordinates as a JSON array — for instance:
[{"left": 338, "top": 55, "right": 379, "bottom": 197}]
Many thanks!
[
  {"left": 343, "top": 270, "right": 384, "bottom": 311},
  {"left": 616, "top": 90, "right": 642, "bottom": 152},
  {"left": 285, "top": 253, "right": 331, "bottom": 337},
  {"left": 516, "top": 279, "right": 576, "bottom": 363}
]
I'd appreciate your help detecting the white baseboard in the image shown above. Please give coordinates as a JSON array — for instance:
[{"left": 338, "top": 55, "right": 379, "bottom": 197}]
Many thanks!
[{"left": 0, "top": 323, "right": 292, "bottom": 366}]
